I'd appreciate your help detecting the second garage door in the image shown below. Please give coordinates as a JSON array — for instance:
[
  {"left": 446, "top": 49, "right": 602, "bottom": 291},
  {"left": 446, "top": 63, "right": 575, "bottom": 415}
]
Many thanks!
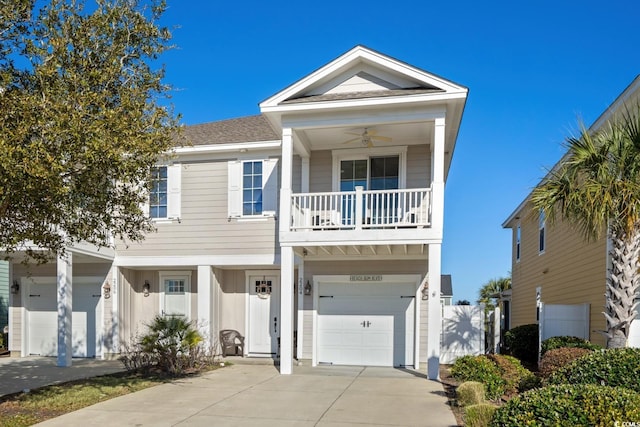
[{"left": 317, "top": 281, "right": 416, "bottom": 367}]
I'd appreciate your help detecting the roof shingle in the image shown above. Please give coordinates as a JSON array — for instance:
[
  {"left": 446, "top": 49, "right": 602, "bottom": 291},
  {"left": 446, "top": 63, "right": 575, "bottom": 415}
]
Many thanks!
[{"left": 182, "top": 114, "right": 279, "bottom": 146}]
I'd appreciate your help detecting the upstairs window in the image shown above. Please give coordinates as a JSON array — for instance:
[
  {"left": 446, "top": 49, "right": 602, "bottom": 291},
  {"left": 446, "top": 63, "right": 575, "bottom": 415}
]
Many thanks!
[
  {"left": 148, "top": 165, "right": 181, "bottom": 220},
  {"left": 243, "top": 161, "right": 263, "bottom": 216},
  {"left": 228, "top": 158, "right": 278, "bottom": 218},
  {"left": 538, "top": 210, "right": 546, "bottom": 253},
  {"left": 516, "top": 224, "right": 521, "bottom": 262}
]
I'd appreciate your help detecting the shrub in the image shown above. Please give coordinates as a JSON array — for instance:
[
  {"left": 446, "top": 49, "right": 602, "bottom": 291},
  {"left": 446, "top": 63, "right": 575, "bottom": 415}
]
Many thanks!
[
  {"left": 456, "top": 381, "right": 485, "bottom": 407},
  {"left": 451, "top": 356, "right": 505, "bottom": 400},
  {"left": 539, "top": 347, "right": 592, "bottom": 378},
  {"left": 465, "top": 403, "right": 497, "bottom": 427},
  {"left": 486, "top": 354, "right": 536, "bottom": 396},
  {"left": 540, "top": 335, "right": 601, "bottom": 355},
  {"left": 545, "top": 348, "right": 640, "bottom": 392},
  {"left": 504, "top": 324, "right": 538, "bottom": 364},
  {"left": 490, "top": 384, "right": 640, "bottom": 427}
]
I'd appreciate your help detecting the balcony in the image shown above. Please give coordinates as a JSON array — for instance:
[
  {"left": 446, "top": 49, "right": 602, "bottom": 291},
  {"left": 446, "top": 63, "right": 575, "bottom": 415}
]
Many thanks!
[{"left": 281, "top": 187, "right": 439, "bottom": 248}]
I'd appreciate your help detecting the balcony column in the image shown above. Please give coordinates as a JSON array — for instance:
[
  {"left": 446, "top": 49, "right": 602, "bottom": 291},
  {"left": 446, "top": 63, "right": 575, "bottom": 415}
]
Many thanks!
[
  {"left": 57, "top": 251, "right": 73, "bottom": 367},
  {"left": 431, "top": 116, "right": 445, "bottom": 235},
  {"left": 427, "top": 244, "right": 442, "bottom": 380},
  {"left": 280, "top": 127, "right": 294, "bottom": 374}
]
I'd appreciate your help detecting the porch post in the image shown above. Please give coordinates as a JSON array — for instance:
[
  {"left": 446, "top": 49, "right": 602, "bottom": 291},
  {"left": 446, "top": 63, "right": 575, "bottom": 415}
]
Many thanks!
[
  {"left": 111, "top": 267, "right": 120, "bottom": 356},
  {"left": 296, "top": 261, "right": 304, "bottom": 360},
  {"left": 279, "top": 127, "right": 293, "bottom": 236},
  {"left": 431, "top": 116, "right": 445, "bottom": 235},
  {"left": 57, "top": 251, "right": 73, "bottom": 367},
  {"left": 427, "top": 244, "right": 442, "bottom": 379},
  {"left": 280, "top": 246, "right": 295, "bottom": 374},
  {"left": 197, "top": 265, "right": 212, "bottom": 346}
]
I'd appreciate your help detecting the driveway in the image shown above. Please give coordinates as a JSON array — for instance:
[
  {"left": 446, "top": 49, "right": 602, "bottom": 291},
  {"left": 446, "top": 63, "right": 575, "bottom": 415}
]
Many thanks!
[{"left": 33, "top": 363, "right": 458, "bottom": 426}]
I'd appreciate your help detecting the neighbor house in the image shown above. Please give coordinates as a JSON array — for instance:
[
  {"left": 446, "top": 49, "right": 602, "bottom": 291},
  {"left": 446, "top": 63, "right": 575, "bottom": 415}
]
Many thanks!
[
  {"left": 502, "top": 75, "right": 640, "bottom": 348},
  {"left": 7, "top": 46, "right": 468, "bottom": 378}
]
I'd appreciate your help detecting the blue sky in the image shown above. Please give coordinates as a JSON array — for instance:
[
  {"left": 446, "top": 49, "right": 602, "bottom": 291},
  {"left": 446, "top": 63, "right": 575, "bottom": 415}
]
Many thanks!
[{"left": 158, "top": 0, "right": 640, "bottom": 303}]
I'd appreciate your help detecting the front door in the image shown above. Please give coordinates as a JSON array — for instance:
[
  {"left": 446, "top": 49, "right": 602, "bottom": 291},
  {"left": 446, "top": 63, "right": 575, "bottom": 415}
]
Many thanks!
[{"left": 248, "top": 275, "right": 280, "bottom": 355}]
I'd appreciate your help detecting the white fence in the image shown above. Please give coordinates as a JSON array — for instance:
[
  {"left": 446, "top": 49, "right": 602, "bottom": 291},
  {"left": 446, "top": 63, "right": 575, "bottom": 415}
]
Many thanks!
[
  {"left": 539, "top": 303, "right": 590, "bottom": 342},
  {"left": 440, "top": 305, "right": 484, "bottom": 364}
]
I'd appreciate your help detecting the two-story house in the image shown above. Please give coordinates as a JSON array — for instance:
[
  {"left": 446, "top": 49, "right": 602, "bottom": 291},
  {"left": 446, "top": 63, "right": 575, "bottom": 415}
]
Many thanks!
[
  {"left": 502, "top": 75, "right": 640, "bottom": 348},
  {"left": 7, "top": 46, "right": 468, "bottom": 378}
]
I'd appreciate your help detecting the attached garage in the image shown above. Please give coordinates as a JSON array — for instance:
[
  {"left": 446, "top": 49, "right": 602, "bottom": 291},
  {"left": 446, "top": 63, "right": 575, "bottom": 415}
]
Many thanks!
[
  {"left": 314, "top": 275, "right": 421, "bottom": 368},
  {"left": 24, "top": 277, "right": 103, "bottom": 358}
]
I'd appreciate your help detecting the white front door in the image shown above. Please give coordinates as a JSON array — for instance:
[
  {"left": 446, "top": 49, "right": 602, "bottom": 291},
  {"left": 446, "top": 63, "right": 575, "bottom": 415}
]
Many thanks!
[
  {"left": 26, "top": 278, "right": 101, "bottom": 357},
  {"left": 248, "top": 275, "right": 280, "bottom": 355},
  {"left": 317, "top": 281, "right": 415, "bottom": 367}
]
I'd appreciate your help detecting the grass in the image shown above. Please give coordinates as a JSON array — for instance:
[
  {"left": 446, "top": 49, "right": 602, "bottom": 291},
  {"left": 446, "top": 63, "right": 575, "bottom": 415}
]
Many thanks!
[{"left": 0, "top": 371, "right": 170, "bottom": 427}]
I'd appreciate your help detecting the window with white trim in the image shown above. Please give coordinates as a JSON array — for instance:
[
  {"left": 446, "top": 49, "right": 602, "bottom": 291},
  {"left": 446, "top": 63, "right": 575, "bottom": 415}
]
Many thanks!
[
  {"left": 538, "top": 211, "right": 546, "bottom": 253},
  {"left": 159, "top": 271, "right": 191, "bottom": 318},
  {"left": 228, "top": 158, "right": 278, "bottom": 218},
  {"left": 516, "top": 223, "right": 521, "bottom": 262},
  {"left": 148, "top": 164, "right": 181, "bottom": 220}
]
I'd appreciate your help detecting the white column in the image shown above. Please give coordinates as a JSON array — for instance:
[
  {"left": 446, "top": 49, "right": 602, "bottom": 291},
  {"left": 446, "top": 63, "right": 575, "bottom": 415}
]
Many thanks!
[
  {"left": 57, "top": 252, "right": 73, "bottom": 367},
  {"left": 427, "top": 244, "right": 441, "bottom": 380},
  {"left": 296, "top": 262, "right": 304, "bottom": 360},
  {"left": 280, "top": 246, "right": 294, "bottom": 374},
  {"left": 197, "top": 265, "right": 212, "bottom": 345},
  {"left": 111, "top": 267, "right": 119, "bottom": 355},
  {"left": 431, "top": 116, "right": 446, "bottom": 234},
  {"left": 279, "top": 127, "right": 293, "bottom": 236}
]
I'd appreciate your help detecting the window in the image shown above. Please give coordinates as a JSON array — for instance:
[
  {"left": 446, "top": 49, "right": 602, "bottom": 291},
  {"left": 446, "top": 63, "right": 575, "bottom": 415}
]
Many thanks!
[
  {"left": 332, "top": 146, "right": 407, "bottom": 192},
  {"left": 538, "top": 210, "right": 546, "bottom": 253},
  {"left": 516, "top": 224, "right": 521, "bottom": 262},
  {"left": 228, "top": 158, "right": 278, "bottom": 218},
  {"left": 148, "top": 164, "right": 181, "bottom": 220},
  {"left": 150, "top": 166, "right": 167, "bottom": 219},
  {"left": 243, "top": 161, "right": 263, "bottom": 215}
]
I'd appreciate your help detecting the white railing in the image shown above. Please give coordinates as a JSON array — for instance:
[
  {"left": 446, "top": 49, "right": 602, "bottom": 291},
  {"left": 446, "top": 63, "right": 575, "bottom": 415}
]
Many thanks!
[{"left": 290, "top": 187, "right": 432, "bottom": 231}]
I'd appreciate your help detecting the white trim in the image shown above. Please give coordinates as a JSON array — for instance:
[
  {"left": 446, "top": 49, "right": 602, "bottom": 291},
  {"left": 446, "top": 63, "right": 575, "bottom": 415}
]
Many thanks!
[
  {"left": 244, "top": 269, "right": 281, "bottom": 358},
  {"left": 114, "top": 254, "right": 281, "bottom": 267},
  {"left": 311, "top": 274, "right": 421, "bottom": 368},
  {"left": 173, "top": 140, "right": 281, "bottom": 155},
  {"left": 158, "top": 271, "right": 192, "bottom": 318},
  {"left": 331, "top": 146, "right": 407, "bottom": 192}
]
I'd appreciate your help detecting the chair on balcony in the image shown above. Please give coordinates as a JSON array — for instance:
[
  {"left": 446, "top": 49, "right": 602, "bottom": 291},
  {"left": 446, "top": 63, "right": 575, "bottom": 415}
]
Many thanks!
[{"left": 219, "top": 329, "right": 245, "bottom": 357}]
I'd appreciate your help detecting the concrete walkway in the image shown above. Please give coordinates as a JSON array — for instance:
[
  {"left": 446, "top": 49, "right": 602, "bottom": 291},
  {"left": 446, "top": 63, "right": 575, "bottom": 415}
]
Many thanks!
[
  {"left": 0, "top": 356, "right": 124, "bottom": 397},
  {"left": 29, "top": 363, "right": 458, "bottom": 427}
]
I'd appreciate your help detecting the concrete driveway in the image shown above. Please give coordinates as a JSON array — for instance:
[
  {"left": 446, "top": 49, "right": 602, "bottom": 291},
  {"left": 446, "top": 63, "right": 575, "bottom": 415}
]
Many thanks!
[{"left": 32, "top": 363, "right": 458, "bottom": 427}]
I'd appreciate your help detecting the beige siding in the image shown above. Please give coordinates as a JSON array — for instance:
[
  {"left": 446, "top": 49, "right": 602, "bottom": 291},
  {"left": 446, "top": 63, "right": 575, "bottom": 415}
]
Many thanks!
[
  {"left": 510, "top": 203, "right": 607, "bottom": 346},
  {"left": 117, "top": 160, "right": 279, "bottom": 257},
  {"left": 300, "top": 260, "right": 428, "bottom": 360},
  {"left": 309, "top": 150, "right": 333, "bottom": 192},
  {"left": 218, "top": 269, "right": 247, "bottom": 334},
  {"left": 419, "top": 300, "right": 429, "bottom": 363},
  {"left": 406, "top": 145, "right": 431, "bottom": 188}
]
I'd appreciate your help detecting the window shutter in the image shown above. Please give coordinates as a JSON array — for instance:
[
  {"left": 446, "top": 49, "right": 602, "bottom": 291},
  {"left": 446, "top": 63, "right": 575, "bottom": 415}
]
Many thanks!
[
  {"left": 228, "top": 160, "right": 242, "bottom": 218},
  {"left": 262, "top": 158, "right": 279, "bottom": 214},
  {"left": 167, "top": 164, "right": 182, "bottom": 219}
]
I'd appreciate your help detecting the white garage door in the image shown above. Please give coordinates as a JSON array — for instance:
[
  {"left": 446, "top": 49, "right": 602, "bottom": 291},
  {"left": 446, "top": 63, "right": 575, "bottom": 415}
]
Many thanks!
[
  {"left": 317, "top": 282, "right": 415, "bottom": 367},
  {"left": 27, "top": 278, "right": 102, "bottom": 357}
]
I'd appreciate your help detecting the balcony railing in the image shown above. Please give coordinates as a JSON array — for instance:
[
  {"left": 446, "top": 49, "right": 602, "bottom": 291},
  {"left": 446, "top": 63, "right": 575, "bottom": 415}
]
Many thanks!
[{"left": 290, "top": 187, "right": 432, "bottom": 231}]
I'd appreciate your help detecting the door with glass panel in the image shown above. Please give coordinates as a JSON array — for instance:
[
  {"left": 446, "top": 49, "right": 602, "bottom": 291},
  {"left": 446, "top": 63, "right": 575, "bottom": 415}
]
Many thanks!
[{"left": 340, "top": 159, "right": 367, "bottom": 226}]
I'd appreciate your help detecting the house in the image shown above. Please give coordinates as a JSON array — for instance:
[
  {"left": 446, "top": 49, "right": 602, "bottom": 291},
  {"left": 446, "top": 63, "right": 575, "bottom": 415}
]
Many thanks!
[
  {"left": 502, "top": 75, "right": 640, "bottom": 348},
  {"left": 7, "top": 46, "right": 468, "bottom": 378}
]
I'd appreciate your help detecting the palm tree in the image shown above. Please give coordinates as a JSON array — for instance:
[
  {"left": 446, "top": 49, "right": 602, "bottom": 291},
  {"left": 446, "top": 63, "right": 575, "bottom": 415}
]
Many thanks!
[
  {"left": 477, "top": 276, "right": 511, "bottom": 312},
  {"left": 531, "top": 105, "right": 640, "bottom": 348}
]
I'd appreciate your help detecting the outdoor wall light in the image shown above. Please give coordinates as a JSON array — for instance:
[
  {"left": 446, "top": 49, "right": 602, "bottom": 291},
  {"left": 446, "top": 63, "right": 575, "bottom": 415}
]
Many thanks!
[
  {"left": 142, "top": 280, "right": 150, "bottom": 297},
  {"left": 10, "top": 280, "right": 19, "bottom": 295},
  {"left": 304, "top": 280, "right": 312, "bottom": 296},
  {"left": 103, "top": 282, "right": 111, "bottom": 299}
]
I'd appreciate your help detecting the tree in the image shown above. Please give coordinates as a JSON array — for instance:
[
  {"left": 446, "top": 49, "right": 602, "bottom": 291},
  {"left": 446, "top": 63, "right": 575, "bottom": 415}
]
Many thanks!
[
  {"left": 531, "top": 106, "right": 640, "bottom": 348},
  {"left": 0, "top": 0, "right": 179, "bottom": 261},
  {"left": 477, "top": 276, "right": 511, "bottom": 312},
  {"left": 455, "top": 299, "right": 471, "bottom": 305}
]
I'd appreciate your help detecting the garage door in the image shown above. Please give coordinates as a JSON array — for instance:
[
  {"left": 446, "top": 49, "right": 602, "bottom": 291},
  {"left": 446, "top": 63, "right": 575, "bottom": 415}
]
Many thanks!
[
  {"left": 317, "top": 282, "right": 415, "bottom": 367},
  {"left": 27, "top": 278, "right": 102, "bottom": 357}
]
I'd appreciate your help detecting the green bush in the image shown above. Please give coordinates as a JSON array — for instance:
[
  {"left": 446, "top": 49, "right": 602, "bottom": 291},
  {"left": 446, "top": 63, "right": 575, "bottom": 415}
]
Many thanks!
[
  {"left": 451, "top": 356, "right": 506, "bottom": 400},
  {"left": 546, "top": 348, "right": 640, "bottom": 392},
  {"left": 465, "top": 403, "right": 497, "bottom": 427},
  {"left": 540, "top": 335, "right": 601, "bottom": 355},
  {"left": 504, "top": 324, "right": 539, "bottom": 364},
  {"left": 490, "top": 384, "right": 640, "bottom": 427},
  {"left": 138, "top": 315, "right": 204, "bottom": 375},
  {"left": 486, "top": 354, "right": 537, "bottom": 395},
  {"left": 539, "top": 347, "right": 592, "bottom": 378},
  {"left": 456, "top": 381, "right": 485, "bottom": 407}
]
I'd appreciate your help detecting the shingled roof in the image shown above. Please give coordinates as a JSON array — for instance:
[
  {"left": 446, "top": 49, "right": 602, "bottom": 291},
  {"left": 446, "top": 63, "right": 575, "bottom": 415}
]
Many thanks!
[{"left": 182, "top": 114, "right": 280, "bottom": 146}]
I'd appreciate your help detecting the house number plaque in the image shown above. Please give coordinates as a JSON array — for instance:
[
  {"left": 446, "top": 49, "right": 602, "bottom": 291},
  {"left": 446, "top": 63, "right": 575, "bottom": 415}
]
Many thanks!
[{"left": 350, "top": 275, "right": 382, "bottom": 282}]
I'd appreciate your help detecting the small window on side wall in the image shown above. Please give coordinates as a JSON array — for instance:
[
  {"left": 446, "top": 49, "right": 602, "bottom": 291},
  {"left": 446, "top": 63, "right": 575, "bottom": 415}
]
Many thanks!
[
  {"left": 516, "top": 224, "right": 521, "bottom": 262},
  {"left": 538, "top": 210, "right": 546, "bottom": 253}
]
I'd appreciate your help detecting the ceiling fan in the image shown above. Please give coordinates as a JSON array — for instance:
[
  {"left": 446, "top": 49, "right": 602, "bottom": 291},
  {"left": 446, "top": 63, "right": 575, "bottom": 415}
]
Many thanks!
[{"left": 342, "top": 128, "right": 392, "bottom": 148}]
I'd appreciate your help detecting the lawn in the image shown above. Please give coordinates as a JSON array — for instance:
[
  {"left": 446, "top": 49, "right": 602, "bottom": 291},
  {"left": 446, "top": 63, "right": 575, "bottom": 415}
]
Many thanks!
[{"left": 0, "top": 372, "right": 169, "bottom": 427}]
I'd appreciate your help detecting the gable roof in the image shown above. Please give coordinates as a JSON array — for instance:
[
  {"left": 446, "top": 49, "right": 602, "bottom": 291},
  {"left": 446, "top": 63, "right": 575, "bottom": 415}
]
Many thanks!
[
  {"left": 181, "top": 114, "right": 279, "bottom": 146},
  {"left": 260, "top": 45, "right": 467, "bottom": 111}
]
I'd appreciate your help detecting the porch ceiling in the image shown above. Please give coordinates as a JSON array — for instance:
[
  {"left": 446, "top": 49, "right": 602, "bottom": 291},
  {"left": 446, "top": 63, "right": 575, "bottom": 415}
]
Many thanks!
[{"left": 295, "top": 243, "right": 427, "bottom": 260}]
